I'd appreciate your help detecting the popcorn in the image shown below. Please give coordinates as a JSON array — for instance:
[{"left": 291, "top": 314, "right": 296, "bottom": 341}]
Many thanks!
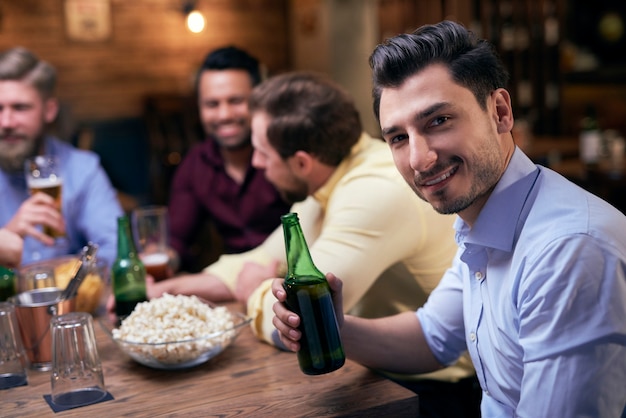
[{"left": 112, "top": 294, "right": 235, "bottom": 365}]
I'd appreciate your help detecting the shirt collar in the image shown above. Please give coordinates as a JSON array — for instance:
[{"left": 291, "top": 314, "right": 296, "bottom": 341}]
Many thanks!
[
  {"left": 200, "top": 137, "right": 227, "bottom": 167},
  {"left": 312, "top": 132, "right": 371, "bottom": 208},
  {"left": 455, "top": 147, "right": 540, "bottom": 252}
]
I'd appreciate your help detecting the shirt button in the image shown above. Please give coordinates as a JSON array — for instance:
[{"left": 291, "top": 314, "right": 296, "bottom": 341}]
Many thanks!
[
  {"left": 469, "top": 332, "right": 476, "bottom": 342},
  {"left": 475, "top": 271, "right": 483, "bottom": 280}
]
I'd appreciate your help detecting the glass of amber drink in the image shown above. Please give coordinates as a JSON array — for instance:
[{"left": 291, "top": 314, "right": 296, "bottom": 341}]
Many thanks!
[
  {"left": 24, "top": 156, "right": 64, "bottom": 238},
  {"left": 131, "top": 206, "right": 170, "bottom": 281}
]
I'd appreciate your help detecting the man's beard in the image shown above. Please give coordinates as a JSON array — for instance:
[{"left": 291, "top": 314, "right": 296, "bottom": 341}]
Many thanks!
[
  {"left": 278, "top": 179, "right": 309, "bottom": 206},
  {"left": 280, "top": 190, "right": 308, "bottom": 206},
  {"left": 0, "top": 136, "right": 39, "bottom": 173},
  {"left": 220, "top": 136, "right": 252, "bottom": 151},
  {"left": 418, "top": 184, "right": 490, "bottom": 215},
  {"left": 411, "top": 149, "right": 502, "bottom": 215},
  {"left": 209, "top": 122, "right": 252, "bottom": 151}
]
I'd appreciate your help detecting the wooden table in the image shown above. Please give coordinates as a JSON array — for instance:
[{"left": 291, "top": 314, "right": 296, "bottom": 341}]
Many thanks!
[{"left": 2, "top": 306, "right": 419, "bottom": 417}]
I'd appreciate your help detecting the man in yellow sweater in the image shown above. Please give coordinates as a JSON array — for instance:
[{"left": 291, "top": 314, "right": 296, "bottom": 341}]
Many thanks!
[{"left": 148, "top": 72, "right": 478, "bottom": 415}]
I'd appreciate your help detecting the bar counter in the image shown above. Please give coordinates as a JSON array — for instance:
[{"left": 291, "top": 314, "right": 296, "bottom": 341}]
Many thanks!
[{"left": 2, "top": 304, "right": 419, "bottom": 417}]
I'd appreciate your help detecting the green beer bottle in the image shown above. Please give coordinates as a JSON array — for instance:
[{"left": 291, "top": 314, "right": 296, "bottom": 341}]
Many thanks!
[
  {"left": 111, "top": 215, "right": 147, "bottom": 318},
  {"left": 281, "top": 213, "right": 345, "bottom": 375},
  {"left": 0, "top": 266, "right": 16, "bottom": 302}
]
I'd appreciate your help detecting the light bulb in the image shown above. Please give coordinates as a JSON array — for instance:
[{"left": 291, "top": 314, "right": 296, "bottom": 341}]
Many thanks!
[{"left": 186, "top": 10, "right": 205, "bottom": 33}]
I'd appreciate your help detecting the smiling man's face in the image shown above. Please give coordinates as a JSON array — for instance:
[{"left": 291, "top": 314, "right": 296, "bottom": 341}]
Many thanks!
[
  {"left": 379, "top": 63, "right": 513, "bottom": 223},
  {"left": 0, "top": 80, "right": 56, "bottom": 172},
  {"left": 197, "top": 69, "right": 253, "bottom": 150}
]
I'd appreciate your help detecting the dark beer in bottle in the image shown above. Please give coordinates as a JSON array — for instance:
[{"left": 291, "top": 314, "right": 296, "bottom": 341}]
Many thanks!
[
  {"left": 111, "top": 216, "right": 147, "bottom": 318},
  {"left": 281, "top": 213, "right": 345, "bottom": 375}
]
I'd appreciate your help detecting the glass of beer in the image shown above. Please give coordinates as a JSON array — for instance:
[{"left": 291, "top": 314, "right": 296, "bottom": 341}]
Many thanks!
[
  {"left": 131, "top": 206, "right": 170, "bottom": 281},
  {"left": 24, "top": 156, "right": 64, "bottom": 238}
]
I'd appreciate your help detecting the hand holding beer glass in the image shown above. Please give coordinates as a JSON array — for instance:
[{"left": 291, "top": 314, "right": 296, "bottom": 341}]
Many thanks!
[
  {"left": 131, "top": 206, "right": 171, "bottom": 281},
  {"left": 24, "top": 156, "right": 64, "bottom": 239}
]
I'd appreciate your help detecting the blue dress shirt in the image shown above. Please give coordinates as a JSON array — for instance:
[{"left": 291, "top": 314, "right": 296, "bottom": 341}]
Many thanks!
[
  {"left": 0, "top": 136, "right": 123, "bottom": 266},
  {"left": 417, "top": 148, "right": 626, "bottom": 417}
]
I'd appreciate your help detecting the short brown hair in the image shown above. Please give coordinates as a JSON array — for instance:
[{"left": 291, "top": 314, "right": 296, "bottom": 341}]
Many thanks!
[
  {"left": 0, "top": 47, "right": 57, "bottom": 98},
  {"left": 249, "top": 72, "right": 362, "bottom": 166}
]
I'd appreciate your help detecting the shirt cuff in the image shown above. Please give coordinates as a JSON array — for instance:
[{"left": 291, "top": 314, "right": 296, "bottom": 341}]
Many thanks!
[
  {"left": 271, "top": 329, "right": 289, "bottom": 351},
  {"left": 246, "top": 279, "right": 276, "bottom": 345}
]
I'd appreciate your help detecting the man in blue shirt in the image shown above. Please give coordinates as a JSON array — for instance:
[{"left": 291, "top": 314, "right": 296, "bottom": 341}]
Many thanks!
[
  {"left": 0, "top": 47, "right": 122, "bottom": 266},
  {"left": 0, "top": 228, "right": 22, "bottom": 268},
  {"left": 272, "top": 21, "right": 626, "bottom": 417}
]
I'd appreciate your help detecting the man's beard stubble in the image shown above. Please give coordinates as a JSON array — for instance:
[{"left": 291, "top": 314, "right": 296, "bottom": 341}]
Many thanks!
[
  {"left": 210, "top": 121, "right": 252, "bottom": 152},
  {"left": 277, "top": 176, "right": 309, "bottom": 206},
  {"left": 410, "top": 150, "right": 502, "bottom": 216},
  {"left": 219, "top": 136, "right": 252, "bottom": 151},
  {"left": 280, "top": 189, "right": 308, "bottom": 206},
  {"left": 0, "top": 136, "right": 39, "bottom": 172}
]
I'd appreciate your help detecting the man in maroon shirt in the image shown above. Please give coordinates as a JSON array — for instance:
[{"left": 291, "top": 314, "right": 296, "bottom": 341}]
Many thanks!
[{"left": 168, "top": 47, "right": 290, "bottom": 273}]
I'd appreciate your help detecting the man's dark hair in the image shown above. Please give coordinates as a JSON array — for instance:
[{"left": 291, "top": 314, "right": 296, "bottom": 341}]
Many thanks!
[
  {"left": 198, "top": 46, "right": 261, "bottom": 87},
  {"left": 249, "top": 72, "right": 362, "bottom": 166},
  {"left": 370, "top": 20, "right": 509, "bottom": 120}
]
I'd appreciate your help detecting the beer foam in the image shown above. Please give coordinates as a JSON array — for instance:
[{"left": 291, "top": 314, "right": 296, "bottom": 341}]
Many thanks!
[
  {"left": 140, "top": 252, "right": 169, "bottom": 266},
  {"left": 27, "top": 176, "right": 62, "bottom": 188}
]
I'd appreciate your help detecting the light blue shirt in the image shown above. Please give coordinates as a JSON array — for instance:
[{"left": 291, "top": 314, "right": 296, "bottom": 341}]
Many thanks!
[
  {"left": 0, "top": 136, "right": 123, "bottom": 266},
  {"left": 417, "top": 148, "right": 626, "bottom": 417}
]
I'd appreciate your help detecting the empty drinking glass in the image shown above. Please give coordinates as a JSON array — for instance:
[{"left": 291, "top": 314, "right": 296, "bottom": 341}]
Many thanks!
[
  {"left": 50, "top": 312, "right": 106, "bottom": 407},
  {"left": 0, "top": 302, "right": 28, "bottom": 390}
]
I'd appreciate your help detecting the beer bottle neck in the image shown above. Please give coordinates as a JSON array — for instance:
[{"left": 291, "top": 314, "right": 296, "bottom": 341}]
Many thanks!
[
  {"left": 281, "top": 213, "right": 324, "bottom": 281},
  {"left": 116, "top": 216, "right": 139, "bottom": 259}
]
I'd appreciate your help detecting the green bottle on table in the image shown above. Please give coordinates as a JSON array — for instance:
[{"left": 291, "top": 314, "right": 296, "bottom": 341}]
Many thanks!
[
  {"left": 281, "top": 212, "right": 345, "bottom": 375},
  {"left": 111, "top": 215, "right": 147, "bottom": 318},
  {"left": 0, "top": 266, "right": 16, "bottom": 302}
]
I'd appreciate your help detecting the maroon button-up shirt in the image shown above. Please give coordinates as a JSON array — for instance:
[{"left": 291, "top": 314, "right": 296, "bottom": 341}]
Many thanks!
[{"left": 168, "top": 138, "right": 290, "bottom": 271}]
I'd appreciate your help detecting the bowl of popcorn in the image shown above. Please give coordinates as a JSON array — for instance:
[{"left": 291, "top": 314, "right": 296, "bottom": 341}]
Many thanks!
[{"left": 103, "top": 294, "right": 251, "bottom": 370}]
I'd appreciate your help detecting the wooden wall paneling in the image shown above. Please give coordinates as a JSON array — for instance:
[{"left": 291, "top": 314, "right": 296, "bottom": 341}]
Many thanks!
[
  {"left": 378, "top": 0, "right": 417, "bottom": 39},
  {"left": 378, "top": 0, "right": 472, "bottom": 42},
  {"left": 441, "top": 0, "right": 473, "bottom": 25},
  {"left": 0, "top": 0, "right": 289, "bottom": 126},
  {"left": 413, "top": 0, "right": 444, "bottom": 27},
  {"left": 0, "top": 0, "right": 289, "bottom": 206}
]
